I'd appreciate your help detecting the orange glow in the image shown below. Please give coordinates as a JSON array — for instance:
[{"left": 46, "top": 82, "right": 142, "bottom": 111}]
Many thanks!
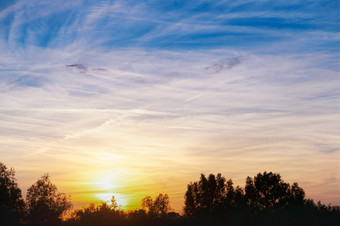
[
  {"left": 94, "top": 173, "right": 118, "bottom": 191},
  {"left": 95, "top": 193, "right": 128, "bottom": 208}
]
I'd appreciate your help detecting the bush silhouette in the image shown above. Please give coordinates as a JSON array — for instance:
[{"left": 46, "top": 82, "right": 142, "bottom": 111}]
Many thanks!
[{"left": 1, "top": 162, "right": 339, "bottom": 226}]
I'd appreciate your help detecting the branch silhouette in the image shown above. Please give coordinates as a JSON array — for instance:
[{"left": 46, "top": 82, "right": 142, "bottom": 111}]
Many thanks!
[{"left": 0, "top": 162, "right": 339, "bottom": 226}]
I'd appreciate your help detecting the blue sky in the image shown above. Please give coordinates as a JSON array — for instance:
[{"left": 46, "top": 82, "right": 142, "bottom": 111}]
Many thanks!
[
  {"left": 1, "top": 0, "right": 339, "bottom": 52},
  {"left": 0, "top": 0, "right": 339, "bottom": 210}
]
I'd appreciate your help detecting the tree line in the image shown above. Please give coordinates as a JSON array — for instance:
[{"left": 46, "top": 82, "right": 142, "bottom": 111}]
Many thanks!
[{"left": 1, "top": 161, "right": 339, "bottom": 226}]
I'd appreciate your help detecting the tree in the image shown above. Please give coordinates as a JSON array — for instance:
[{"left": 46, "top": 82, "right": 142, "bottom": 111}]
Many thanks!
[
  {"left": 185, "top": 171, "right": 309, "bottom": 217},
  {"left": 288, "top": 182, "right": 305, "bottom": 206},
  {"left": 245, "top": 176, "right": 258, "bottom": 206},
  {"left": 141, "top": 196, "right": 154, "bottom": 213},
  {"left": 68, "top": 196, "right": 124, "bottom": 226},
  {"left": 26, "top": 174, "right": 72, "bottom": 226},
  {"left": 184, "top": 173, "right": 232, "bottom": 216},
  {"left": 154, "top": 194, "right": 171, "bottom": 215},
  {"left": 0, "top": 162, "right": 25, "bottom": 225},
  {"left": 253, "top": 171, "right": 291, "bottom": 208},
  {"left": 244, "top": 171, "right": 305, "bottom": 209},
  {"left": 142, "top": 194, "right": 171, "bottom": 215}
]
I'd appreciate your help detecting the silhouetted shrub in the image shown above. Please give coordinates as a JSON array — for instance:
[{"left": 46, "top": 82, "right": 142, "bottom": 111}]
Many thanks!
[{"left": 1, "top": 161, "right": 339, "bottom": 226}]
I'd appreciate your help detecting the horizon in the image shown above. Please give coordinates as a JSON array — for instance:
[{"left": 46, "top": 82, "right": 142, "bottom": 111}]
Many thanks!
[
  {"left": 0, "top": 0, "right": 339, "bottom": 213},
  {"left": 4, "top": 163, "right": 340, "bottom": 213}
]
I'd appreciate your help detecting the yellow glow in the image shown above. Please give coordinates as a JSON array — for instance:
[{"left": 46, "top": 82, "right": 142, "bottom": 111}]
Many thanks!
[
  {"left": 96, "top": 174, "right": 117, "bottom": 191},
  {"left": 95, "top": 193, "right": 128, "bottom": 208},
  {"left": 78, "top": 171, "right": 133, "bottom": 209}
]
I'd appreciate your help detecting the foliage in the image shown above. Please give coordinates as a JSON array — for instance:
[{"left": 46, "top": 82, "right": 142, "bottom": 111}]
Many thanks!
[
  {"left": 0, "top": 162, "right": 25, "bottom": 225},
  {"left": 184, "top": 171, "right": 310, "bottom": 217},
  {"left": 183, "top": 171, "right": 340, "bottom": 225},
  {"left": 184, "top": 173, "right": 228, "bottom": 215},
  {"left": 1, "top": 161, "right": 339, "bottom": 226},
  {"left": 26, "top": 174, "right": 72, "bottom": 226},
  {"left": 67, "top": 196, "right": 125, "bottom": 226},
  {"left": 65, "top": 194, "right": 176, "bottom": 226},
  {"left": 244, "top": 171, "right": 307, "bottom": 209},
  {"left": 141, "top": 193, "right": 171, "bottom": 215}
]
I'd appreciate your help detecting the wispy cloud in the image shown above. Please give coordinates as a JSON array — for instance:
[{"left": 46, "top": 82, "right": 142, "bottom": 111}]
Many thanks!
[
  {"left": 1, "top": 46, "right": 339, "bottom": 208},
  {"left": 0, "top": 0, "right": 339, "bottom": 210},
  {"left": 1, "top": 0, "right": 338, "bottom": 52}
]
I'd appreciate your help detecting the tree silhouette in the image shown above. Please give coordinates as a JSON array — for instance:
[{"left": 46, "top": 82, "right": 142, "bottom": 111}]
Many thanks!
[
  {"left": 245, "top": 171, "right": 306, "bottom": 209},
  {"left": 141, "top": 194, "right": 171, "bottom": 215},
  {"left": 185, "top": 171, "right": 311, "bottom": 217},
  {"left": 1, "top": 161, "right": 339, "bottom": 226},
  {"left": 26, "top": 174, "right": 72, "bottom": 226},
  {"left": 184, "top": 173, "right": 231, "bottom": 216},
  {"left": 244, "top": 176, "right": 258, "bottom": 207},
  {"left": 289, "top": 182, "right": 306, "bottom": 206},
  {"left": 68, "top": 196, "right": 124, "bottom": 226},
  {"left": 254, "top": 171, "right": 290, "bottom": 208},
  {"left": 0, "top": 162, "right": 25, "bottom": 225}
]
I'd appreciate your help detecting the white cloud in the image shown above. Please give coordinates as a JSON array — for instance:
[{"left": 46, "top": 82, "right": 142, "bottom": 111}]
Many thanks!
[
  {"left": 0, "top": 43, "right": 339, "bottom": 209},
  {"left": 0, "top": 0, "right": 339, "bottom": 210}
]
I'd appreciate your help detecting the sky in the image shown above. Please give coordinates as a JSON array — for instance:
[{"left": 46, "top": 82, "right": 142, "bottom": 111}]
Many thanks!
[{"left": 0, "top": 0, "right": 339, "bottom": 212}]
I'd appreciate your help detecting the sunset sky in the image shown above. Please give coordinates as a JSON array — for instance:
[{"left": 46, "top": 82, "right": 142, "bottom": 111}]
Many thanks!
[{"left": 0, "top": 0, "right": 339, "bottom": 212}]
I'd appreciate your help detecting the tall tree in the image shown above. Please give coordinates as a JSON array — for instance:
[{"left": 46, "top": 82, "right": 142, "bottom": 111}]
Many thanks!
[
  {"left": 142, "top": 194, "right": 171, "bottom": 215},
  {"left": 244, "top": 176, "right": 258, "bottom": 206},
  {"left": 245, "top": 171, "right": 306, "bottom": 209},
  {"left": 253, "top": 171, "right": 290, "bottom": 208},
  {"left": 185, "top": 171, "right": 308, "bottom": 216},
  {"left": 26, "top": 174, "right": 72, "bottom": 226},
  {"left": 184, "top": 173, "right": 231, "bottom": 216},
  {"left": 288, "top": 182, "right": 306, "bottom": 206},
  {"left": 0, "top": 162, "right": 25, "bottom": 225}
]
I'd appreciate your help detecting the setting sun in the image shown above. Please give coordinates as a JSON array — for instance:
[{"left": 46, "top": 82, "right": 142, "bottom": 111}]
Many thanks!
[
  {"left": 95, "top": 173, "right": 118, "bottom": 191},
  {"left": 75, "top": 170, "right": 135, "bottom": 209},
  {"left": 1, "top": 0, "right": 339, "bottom": 225},
  {"left": 95, "top": 193, "right": 128, "bottom": 209}
]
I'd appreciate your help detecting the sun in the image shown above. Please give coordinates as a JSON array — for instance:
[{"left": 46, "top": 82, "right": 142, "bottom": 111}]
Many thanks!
[
  {"left": 95, "top": 192, "right": 128, "bottom": 208},
  {"left": 96, "top": 174, "right": 117, "bottom": 191},
  {"left": 87, "top": 172, "right": 129, "bottom": 208}
]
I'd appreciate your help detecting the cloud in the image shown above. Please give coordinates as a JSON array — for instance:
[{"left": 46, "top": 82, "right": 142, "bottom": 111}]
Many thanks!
[
  {"left": 1, "top": 0, "right": 338, "bottom": 53},
  {"left": 65, "top": 64, "right": 88, "bottom": 75},
  {"left": 204, "top": 56, "right": 242, "bottom": 73},
  {"left": 0, "top": 0, "right": 339, "bottom": 210}
]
